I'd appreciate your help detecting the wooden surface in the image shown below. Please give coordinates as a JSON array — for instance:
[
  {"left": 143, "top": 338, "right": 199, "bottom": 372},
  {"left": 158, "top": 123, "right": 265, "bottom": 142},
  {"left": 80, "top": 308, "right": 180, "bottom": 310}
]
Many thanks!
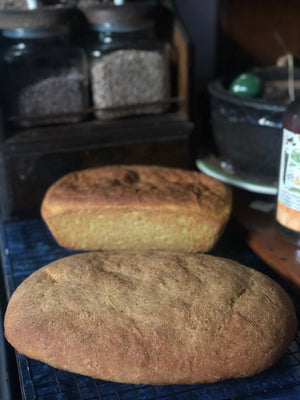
[
  {"left": 172, "top": 21, "right": 190, "bottom": 120},
  {"left": 233, "top": 190, "right": 300, "bottom": 291}
]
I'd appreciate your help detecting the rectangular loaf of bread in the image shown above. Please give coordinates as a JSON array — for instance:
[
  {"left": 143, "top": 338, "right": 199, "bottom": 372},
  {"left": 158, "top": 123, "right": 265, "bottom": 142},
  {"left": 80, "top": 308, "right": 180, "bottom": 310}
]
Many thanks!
[
  {"left": 41, "top": 165, "right": 232, "bottom": 252},
  {"left": 4, "top": 251, "right": 297, "bottom": 385}
]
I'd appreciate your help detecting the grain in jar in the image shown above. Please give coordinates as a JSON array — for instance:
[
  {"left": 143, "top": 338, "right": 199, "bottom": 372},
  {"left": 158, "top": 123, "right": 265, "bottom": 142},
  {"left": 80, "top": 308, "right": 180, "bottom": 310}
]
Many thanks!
[{"left": 83, "top": 4, "right": 170, "bottom": 120}]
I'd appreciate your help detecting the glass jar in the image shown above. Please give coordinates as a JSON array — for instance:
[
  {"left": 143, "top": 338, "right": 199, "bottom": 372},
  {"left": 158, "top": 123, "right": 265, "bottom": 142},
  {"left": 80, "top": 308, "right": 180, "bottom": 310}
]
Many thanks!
[
  {"left": 83, "top": 4, "right": 170, "bottom": 120},
  {"left": 0, "top": 8, "right": 89, "bottom": 129},
  {"left": 276, "top": 99, "right": 300, "bottom": 246}
]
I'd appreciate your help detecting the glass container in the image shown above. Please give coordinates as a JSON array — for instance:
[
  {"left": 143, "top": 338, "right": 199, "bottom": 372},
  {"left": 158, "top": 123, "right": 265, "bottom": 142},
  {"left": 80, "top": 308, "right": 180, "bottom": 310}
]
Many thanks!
[
  {"left": 83, "top": 3, "right": 170, "bottom": 120},
  {"left": 276, "top": 99, "right": 300, "bottom": 246},
  {"left": 0, "top": 8, "right": 89, "bottom": 129}
]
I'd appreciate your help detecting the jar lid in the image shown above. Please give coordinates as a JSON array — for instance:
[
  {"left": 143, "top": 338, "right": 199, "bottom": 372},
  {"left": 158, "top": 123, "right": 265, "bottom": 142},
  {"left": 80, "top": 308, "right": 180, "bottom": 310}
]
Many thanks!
[
  {"left": 0, "top": 7, "right": 75, "bottom": 30},
  {"left": 83, "top": 4, "right": 157, "bottom": 31}
]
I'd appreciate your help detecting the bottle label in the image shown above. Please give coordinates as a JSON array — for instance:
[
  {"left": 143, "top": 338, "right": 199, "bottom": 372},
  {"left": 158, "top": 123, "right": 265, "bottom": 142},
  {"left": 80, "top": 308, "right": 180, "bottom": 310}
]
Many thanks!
[{"left": 276, "top": 128, "right": 300, "bottom": 232}]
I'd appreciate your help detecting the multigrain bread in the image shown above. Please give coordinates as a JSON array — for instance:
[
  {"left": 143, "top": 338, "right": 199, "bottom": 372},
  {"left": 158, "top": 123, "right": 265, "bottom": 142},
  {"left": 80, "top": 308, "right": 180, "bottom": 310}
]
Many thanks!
[
  {"left": 41, "top": 165, "right": 232, "bottom": 252},
  {"left": 4, "top": 251, "right": 297, "bottom": 385}
]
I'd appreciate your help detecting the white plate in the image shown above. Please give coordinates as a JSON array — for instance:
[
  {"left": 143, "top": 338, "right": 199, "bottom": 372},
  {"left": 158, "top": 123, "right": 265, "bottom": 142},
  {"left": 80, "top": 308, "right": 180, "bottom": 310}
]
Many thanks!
[{"left": 196, "top": 156, "right": 278, "bottom": 195}]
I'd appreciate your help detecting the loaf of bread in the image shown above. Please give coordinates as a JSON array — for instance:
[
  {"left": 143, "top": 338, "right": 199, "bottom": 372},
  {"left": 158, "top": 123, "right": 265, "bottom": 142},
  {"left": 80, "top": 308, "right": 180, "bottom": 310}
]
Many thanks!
[
  {"left": 4, "top": 251, "right": 297, "bottom": 385},
  {"left": 41, "top": 165, "right": 232, "bottom": 252}
]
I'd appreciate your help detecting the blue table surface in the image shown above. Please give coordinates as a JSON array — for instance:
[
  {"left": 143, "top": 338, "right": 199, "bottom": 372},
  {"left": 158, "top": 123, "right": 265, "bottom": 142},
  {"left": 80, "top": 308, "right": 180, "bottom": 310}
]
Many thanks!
[{"left": 1, "top": 218, "right": 300, "bottom": 400}]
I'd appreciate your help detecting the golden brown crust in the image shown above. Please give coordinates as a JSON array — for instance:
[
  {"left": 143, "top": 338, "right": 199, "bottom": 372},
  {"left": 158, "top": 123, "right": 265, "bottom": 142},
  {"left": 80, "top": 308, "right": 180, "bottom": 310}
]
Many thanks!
[
  {"left": 41, "top": 165, "right": 232, "bottom": 252},
  {"left": 4, "top": 251, "right": 297, "bottom": 385},
  {"left": 42, "top": 165, "right": 230, "bottom": 211}
]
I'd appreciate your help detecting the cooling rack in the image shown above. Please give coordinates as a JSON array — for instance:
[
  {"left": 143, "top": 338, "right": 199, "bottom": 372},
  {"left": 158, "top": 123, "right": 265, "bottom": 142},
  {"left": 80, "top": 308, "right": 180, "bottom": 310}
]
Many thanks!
[{"left": 1, "top": 218, "right": 300, "bottom": 400}]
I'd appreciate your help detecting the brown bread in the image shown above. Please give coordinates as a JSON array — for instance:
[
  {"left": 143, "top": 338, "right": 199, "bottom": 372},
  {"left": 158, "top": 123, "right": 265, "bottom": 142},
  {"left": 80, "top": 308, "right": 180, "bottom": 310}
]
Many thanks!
[
  {"left": 41, "top": 165, "right": 232, "bottom": 252},
  {"left": 4, "top": 251, "right": 297, "bottom": 385}
]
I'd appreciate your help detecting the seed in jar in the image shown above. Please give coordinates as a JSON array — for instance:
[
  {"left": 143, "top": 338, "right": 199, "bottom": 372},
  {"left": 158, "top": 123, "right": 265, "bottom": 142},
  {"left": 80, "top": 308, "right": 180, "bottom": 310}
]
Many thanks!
[{"left": 12, "top": 68, "right": 88, "bottom": 127}]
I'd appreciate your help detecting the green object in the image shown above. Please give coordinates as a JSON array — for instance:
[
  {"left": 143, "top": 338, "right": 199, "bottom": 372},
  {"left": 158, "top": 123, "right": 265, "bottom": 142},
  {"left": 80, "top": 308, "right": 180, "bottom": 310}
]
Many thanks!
[{"left": 229, "top": 72, "right": 263, "bottom": 97}]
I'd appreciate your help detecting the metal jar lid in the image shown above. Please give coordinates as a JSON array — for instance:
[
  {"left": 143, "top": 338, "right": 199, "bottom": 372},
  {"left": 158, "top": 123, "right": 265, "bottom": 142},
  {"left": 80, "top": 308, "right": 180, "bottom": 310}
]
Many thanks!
[
  {"left": 0, "top": 6, "right": 75, "bottom": 30},
  {"left": 83, "top": 4, "right": 156, "bottom": 31}
]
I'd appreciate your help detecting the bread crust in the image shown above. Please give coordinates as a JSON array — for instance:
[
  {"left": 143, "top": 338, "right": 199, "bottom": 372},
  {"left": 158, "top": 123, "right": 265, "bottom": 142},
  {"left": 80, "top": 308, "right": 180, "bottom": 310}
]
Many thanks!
[
  {"left": 4, "top": 251, "right": 297, "bottom": 385},
  {"left": 41, "top": 165, "right": 232, "bottom": 252}
]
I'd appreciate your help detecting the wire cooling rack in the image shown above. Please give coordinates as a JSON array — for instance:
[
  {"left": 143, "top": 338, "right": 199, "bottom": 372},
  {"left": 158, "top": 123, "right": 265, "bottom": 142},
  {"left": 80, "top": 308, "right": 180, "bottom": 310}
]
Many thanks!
[{"left": 1, "top": 218, "right": 300, "bottom": 400}]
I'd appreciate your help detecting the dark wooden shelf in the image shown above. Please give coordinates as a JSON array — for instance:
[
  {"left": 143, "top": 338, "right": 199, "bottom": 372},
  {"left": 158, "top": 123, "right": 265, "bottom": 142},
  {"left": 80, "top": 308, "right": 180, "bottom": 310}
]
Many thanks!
[{"left": 0, "top": 113, "right": 194, "bottom": 221}]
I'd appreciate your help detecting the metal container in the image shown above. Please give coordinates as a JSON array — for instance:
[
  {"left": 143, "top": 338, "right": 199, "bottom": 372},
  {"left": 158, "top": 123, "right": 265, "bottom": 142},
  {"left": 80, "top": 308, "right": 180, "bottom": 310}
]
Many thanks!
[{"left": 208, "top": 67, "right": 300, "bottom": 184}]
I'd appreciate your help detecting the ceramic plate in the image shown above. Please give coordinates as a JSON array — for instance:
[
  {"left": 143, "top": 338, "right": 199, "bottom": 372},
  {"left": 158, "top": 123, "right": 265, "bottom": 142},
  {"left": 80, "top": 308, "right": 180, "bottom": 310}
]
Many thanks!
[{"left": 196, "top": 156, "right": 278, "bottom": 195}]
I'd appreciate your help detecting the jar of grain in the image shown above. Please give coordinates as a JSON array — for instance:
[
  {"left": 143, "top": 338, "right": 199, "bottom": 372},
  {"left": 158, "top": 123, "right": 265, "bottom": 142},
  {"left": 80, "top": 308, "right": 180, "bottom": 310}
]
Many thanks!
[
  {"left": 83, "top": 3, "right": 170, "bottom": 120},
  {"left": 0, "top": 8, "right": 89, "bottom": 128}
]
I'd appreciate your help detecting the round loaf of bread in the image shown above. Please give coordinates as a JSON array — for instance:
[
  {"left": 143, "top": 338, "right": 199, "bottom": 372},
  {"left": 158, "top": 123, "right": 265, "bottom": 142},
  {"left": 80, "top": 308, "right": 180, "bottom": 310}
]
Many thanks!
[
  {"left": 41, "top": 165, "right": 232, "bottom": 252},
  {"left": 4, "top": 251, "right": 297, "bottom": 385}
]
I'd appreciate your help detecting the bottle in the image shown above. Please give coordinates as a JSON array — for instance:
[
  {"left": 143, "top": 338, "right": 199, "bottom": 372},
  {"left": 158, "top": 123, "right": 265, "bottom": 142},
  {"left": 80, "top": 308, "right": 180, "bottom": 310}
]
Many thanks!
[
  {"left": 0, "top": 7, "right": 89, "bottom": 130},
  {"left": 276, "top": 99, "right": 300, "bottom": 246},
  {"left": 83, "top": 3, "right": 170, "bottom": 120}
]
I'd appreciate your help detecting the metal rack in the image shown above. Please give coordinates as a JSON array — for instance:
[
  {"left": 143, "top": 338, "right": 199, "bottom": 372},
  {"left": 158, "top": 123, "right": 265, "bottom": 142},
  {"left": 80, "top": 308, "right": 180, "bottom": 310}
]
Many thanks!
[{"left": 1, "top": 218, "right": 300, "bottom": 400}]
